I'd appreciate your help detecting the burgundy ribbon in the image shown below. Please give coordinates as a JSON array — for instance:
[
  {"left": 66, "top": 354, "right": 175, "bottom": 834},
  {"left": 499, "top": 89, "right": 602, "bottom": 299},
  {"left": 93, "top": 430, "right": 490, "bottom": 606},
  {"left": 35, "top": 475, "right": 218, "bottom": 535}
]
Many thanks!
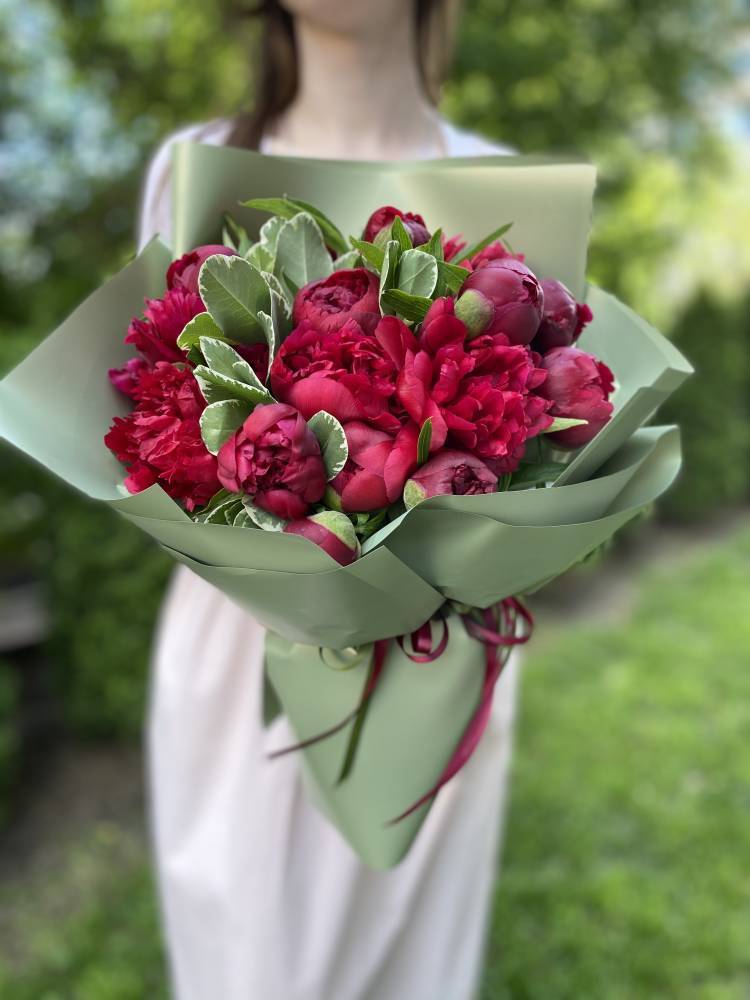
[
  {"left": 387, "top": 598, "right": 532, "bottom": 824},
  {"left": 269, "top": 598, "right": 533, "bottom": 823}
]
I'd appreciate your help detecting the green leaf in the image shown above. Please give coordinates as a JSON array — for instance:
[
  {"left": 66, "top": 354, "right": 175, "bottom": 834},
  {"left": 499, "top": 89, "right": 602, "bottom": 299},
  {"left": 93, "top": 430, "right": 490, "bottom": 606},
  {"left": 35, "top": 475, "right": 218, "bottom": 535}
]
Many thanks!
[
  {"left": 390, "top": 215, "right": 413, "bottom": 252},
  {"left": 232, "top": 508, "right": 257, "bottom": 528},
  {"left": 453, "top": 223, "right": 514, "bottom": 264},
  {"left": 416, "top": 227, "right": 444, "bottom": 261},
  {"left": 199, "top": 399, "right": 251, "bottom": 455},
  {"left": 397, "top": 249, "right": 438, "bottom": 297},
  {"left": 256, "top": 311, "right": 277, "bottom": 371},
  {"left": 193, "top": 488, "right": 235, "bottom": 523},
  {"left": 244, "top": 243, "right": 274, "bottom": 272},
  {"left": 241, "top": 498, "right": 288, "bottom": 531},
  {"left": 349, "top": 239, "right": 384, "bottom": 273},
  {"left": 509, "top": 462, "right": 568, "bottom": 489},
  {"left": 437, "top": 259, "right": 469, "bottom": 295},
  {"left": 198, "top": 254, "right": 271, "bottom": 342},
  {"left": 222, "top": 214, "right": 253, "bottom": 255},
  {"left": 259, "top": 215, "right": 285, "bottom": 253},
  {"left": 380, "top": 288, "right": 432, "bottom": 323},
  {"left": 242, "top": 197, "right": 348, "bottom": 255},
  {"left": 544, "top": 416, "right": 589, "bottom": 434},
  {"left": 417, "top": 418, "right": 432, "bottom": 465},
  {"left": 193, "top": 366, "right": 273, "bottom": 407},
  {"left": 333, "top": 250, "right": 362, "bottom": 271},
  {"left": 275, "top": 213, "right": 333, "bottom": 291},
  {"left": 198, "top": 337, "right": 270, "bottom": 395},
  {"left": 177, "top": 312, "right": 223, "bottom": 358},
  {"left": 308, "top": 410, "right": 349, "bottom": 480},
  {"left": 378, "top": 240, "right": 401, "bottom": 311}
]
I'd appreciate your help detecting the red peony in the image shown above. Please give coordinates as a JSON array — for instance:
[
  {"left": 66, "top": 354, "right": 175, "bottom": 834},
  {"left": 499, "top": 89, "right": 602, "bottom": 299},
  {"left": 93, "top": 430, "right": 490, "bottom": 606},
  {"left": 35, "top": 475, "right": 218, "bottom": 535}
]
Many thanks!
[
  {"left": 442, "top": 234, "right": 467, "bottom": 262},
  {"left": 217, "top": 403, "right": 326, "bottom": 519},
  {"left": 330, "top": 421, "right": 418, "bottom": 513},
  {"left": 270, "top": 315, "right": 416, "bottom": 434},
  {"left": 104, "top": 362, "right": 219, "bottom": 511},
  {"left": 396, "top": 297, "right": 551, "bottom": 474},
  {"left": 539, "top": 346, "right": 615, "bottom": 449},
  {"left": 292, "top": 268, "right": 380, "bottom": 335},
  {"left": 108, "top": 357, "right": 149, "bottom": 399},
  {"left": 404, "top": 449, "right": 498, "bottom": 507},
  {"left": 166, "top": 244, "right": 236, "bottom": 295},
  {"left": 532, "top": 279, "right": 593, "bottom": 354},
  {"left": 124, "top": 287, "right": 205, "bottom": 365},
  {"left": 362, "top": 206, "right": 430, "bottom": 247},
  {"left": 455, "top": 258, "right": 544, "bottom": 346}
]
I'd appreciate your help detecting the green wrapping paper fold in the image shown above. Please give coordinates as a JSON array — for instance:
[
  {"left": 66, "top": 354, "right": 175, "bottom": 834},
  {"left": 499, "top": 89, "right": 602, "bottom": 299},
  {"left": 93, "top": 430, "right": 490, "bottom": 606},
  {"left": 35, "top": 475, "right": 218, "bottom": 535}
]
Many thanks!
[{"left": 0, "top": 145, "right": 693, "bottom": 868}]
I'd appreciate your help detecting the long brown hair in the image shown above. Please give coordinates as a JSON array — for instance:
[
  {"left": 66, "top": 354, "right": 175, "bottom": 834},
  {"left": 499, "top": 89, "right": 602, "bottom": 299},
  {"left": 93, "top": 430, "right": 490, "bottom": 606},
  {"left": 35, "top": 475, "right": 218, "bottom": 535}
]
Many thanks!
[{"left": 228, "top": 0, "right": 461, "bottom": 149}]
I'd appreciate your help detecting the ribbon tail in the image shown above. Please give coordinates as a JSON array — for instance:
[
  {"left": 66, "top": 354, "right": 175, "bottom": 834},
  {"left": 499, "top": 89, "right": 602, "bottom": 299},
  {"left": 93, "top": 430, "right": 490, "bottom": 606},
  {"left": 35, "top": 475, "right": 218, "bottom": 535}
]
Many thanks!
[
  {"left": 386, "top": 643, "right": 507, "bottom": 824},
  {"left": 337, "top": 639, "right": 389, "bottom": 784}
]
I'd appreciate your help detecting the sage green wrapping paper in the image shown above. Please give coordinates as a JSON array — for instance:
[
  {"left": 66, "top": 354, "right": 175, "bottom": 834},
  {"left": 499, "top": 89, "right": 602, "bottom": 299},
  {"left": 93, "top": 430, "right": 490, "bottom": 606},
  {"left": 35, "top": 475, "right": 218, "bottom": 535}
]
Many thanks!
[
  {"left": 171, "top": 143, "right": 596, "bottom": 298},
  {"left": 0, "top": 146, "right": 693, "bottom": 867},
  {"left": 264, "top": 610, "right": 487, "bottom": 869}
]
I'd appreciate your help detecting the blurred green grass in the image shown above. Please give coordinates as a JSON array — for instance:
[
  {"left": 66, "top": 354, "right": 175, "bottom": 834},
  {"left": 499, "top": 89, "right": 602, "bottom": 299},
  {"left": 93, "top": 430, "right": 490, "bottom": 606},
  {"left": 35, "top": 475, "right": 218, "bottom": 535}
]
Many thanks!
[{"left": 1, "top": 522, "right": 748, "bottom": 998}]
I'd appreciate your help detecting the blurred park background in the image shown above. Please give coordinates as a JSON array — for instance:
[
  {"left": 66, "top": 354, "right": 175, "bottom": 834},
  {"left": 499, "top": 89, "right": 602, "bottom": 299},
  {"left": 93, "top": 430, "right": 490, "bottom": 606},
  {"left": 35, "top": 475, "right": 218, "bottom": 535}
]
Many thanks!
[{"left": 0, "top": 0, "right": 749, "bottom": 995}]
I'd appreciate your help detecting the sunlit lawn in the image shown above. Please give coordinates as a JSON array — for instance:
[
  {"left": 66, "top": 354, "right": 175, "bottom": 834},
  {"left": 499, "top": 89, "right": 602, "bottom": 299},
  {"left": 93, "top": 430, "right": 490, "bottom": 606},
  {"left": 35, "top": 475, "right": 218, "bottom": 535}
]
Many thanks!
[{"left": 1, "top": 523, "right": 749, "bottom": 999}]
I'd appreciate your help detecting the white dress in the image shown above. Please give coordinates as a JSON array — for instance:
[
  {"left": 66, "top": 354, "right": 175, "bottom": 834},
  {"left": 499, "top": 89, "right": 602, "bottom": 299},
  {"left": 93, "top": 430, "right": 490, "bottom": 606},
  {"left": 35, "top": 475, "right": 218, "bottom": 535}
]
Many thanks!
[{"left": 141, "top": 118, "right": 521, "bottom": 1000}]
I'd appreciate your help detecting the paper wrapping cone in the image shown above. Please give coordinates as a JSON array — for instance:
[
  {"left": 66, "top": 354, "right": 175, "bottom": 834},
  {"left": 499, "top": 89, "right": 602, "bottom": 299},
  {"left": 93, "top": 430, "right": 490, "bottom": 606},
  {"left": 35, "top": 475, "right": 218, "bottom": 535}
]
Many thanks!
[{"left": 0, "top": 148, "right": 693, "bottom": 866}]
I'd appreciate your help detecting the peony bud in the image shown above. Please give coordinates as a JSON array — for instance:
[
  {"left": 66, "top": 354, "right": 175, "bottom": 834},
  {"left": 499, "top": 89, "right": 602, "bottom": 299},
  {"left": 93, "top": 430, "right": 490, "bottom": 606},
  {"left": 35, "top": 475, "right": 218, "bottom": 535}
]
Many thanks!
[
  {"left": 540, "top": 347, "right": 615, "bottom": 449},
  {"left": 532, "top": 279, "right": 594, "bottom": 354},
  {"left": 455, "top": 258, "right": 544, "bottom": 345},
  {"left": 403, "top": 450, "right": 498, "bottom": 508},
  {"left": 363, "top": 205, "right": 431, "bottom": 248},
  {"left": 166, "top": 245, "right": 235, "bottom": 295},
  {"left": 284, "top": 511, "right": 360, "bottom": 566}
]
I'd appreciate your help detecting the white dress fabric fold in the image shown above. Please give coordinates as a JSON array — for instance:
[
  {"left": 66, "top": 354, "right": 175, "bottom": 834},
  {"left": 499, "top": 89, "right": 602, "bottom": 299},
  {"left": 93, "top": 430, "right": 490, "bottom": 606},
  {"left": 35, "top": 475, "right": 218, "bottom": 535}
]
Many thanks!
[{"left": 143, "top": 119, "right": 520, "bottom": 1000}]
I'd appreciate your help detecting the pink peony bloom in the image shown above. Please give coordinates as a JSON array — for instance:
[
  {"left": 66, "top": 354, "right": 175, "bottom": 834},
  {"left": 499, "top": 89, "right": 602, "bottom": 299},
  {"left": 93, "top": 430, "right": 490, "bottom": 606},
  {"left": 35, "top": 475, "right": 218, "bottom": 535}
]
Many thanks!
[
  {"left": 532, "top": 279, "right": 593, "bottom": 354},
  {"left": 166, "top": 244, "right": 236, "bottom": 295},
  {"left": 455, "top": 258, "right": 544, "bottom": 345},
  {"left": 125, "top": 287, "right": 205, "bottom": 365},
  {"left": 292, "top": 268, "right": 380, "bottom": 335},
  {"left": 217, "top": 403, "right": 326, "bottom": 519},
  {"left": 539, "top": 346, "right": 615, "bottom": 449},
  {"left": 362, "top": 205, "right": 431, "bottom": 247},
  {"left": 104, "top": 362, "right": 219, "bottom": 511},
  {"left": 404, "top": 450, "right": 498, "bottom": 507}
]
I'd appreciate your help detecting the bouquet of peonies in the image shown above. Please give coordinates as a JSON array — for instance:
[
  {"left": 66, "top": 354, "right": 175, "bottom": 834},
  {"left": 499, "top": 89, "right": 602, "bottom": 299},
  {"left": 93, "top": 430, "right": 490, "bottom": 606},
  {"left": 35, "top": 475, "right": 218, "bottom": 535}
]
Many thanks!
[{"left": 0, "top": 149, "right": 691, "bottom": 867}]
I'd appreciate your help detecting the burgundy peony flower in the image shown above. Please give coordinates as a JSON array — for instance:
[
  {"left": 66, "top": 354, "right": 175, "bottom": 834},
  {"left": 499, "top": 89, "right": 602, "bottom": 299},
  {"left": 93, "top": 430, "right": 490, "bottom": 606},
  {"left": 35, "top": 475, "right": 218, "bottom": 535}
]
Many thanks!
[
  {"left": 104, "top": 362, "right": 219, "bottom": 511},
  {"left": 124, "top": 287, "right": 205, "bottom": 365},
  {"left": 270, "top": 315, "right": 416, "bottom": 434},
  {"left": 362, "top": 206, "right": 431, "bottom": 247},
  {"left": 442, "top": 234, "right": 467, "bottom": 261},
  {"left": 166, "top": 244, "right": 236, "bottom": 295},
  {"left": 108, "top": 357, "right": 149, "bottom": 399},
  {"left": 403, "top": 450, "right": 498, "bottom": 507},
  {"left": 234, "top": 341, "right": 270, "bottom": 382},
  {"left": 539, "top": 346, "right": 615, "bottom": 449},
  {"left": 396, "top": 298, "right": 551, "bottom": 474},
  {"left": 469, "top": 240, "right": 525, "bottom": 268},
  {"left": 330, "top": 422, "right": 418, "bottom": 513},
  {"left": 284, "top": 511, "right": 360, "bottom": 565},
  {"left": 455, "top": 258, "right": 544, "bottom": 345},
  {"left": 217, "top": 403, "right": 326, "bottom": 519},
  {"left": 532, "top": 279, "right": 594, "bottom": 354},
  {"left": 292, "top": 268, "right": 380, "bottom": 335}
]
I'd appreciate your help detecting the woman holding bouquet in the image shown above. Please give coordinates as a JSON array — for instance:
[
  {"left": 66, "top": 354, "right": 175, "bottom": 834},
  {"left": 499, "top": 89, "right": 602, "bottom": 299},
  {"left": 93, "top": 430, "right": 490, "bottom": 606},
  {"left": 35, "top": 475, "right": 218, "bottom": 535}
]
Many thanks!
[{"left": 141, "top": 2, "right": 519, "bottom": 997}]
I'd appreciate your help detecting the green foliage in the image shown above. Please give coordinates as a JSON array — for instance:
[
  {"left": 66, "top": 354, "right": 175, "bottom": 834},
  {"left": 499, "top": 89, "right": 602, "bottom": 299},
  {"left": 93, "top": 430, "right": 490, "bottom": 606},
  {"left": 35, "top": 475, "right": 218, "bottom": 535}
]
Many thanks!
[
  {"left": 483, "top": 523, "right": 750, "bottom": 998},
  {"left": 48, "top": 504, "right": 171, "bottom": 739},
  {"left": 659, "top": 292, "right": 750, "bottom": 521},
  {"left": 0, "top": 661, "right": 20, "bottom": 824}
]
